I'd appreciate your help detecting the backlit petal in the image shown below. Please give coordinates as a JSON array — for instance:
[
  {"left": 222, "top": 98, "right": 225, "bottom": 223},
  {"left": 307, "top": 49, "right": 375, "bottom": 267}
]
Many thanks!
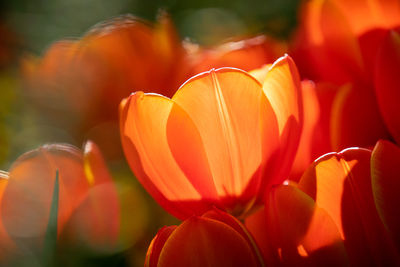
[
  {"left": 333, "top": 0, "right": 400, "bottom": 35},
  {"left": 120, "top": 92, "right": 214, "bottom": 219},
  {"left": 172, "top": 68, "right": 279, "bottom": 214},
  {"left": 299, "top": 148, "right": 399, "bottom": 265},
  {"left": 260, "top": 55, "right": 302, "bottom": 187}
]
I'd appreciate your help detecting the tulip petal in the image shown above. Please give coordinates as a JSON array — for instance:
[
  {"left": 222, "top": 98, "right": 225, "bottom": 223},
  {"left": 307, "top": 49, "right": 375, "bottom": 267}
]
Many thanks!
[
  {"left": 246, "top": 185, "right": 348, "bottom": 266},
  {"left": 158, "top": 216, "right": 260, "bottom": 267},
  {"left": 83, "top": 140, "right": 114, "bottom": 185},
  {"left": 120, "top": 92, "right": 215, "bottom": 219},
  {"left": 292, "top": 0, "right": 364, "bottom": 84},
  {"left": 259, "top": 55, "right": 302, "bottom": 187},
  {"left": 193, "top": 36, "right": 286, "bottom": 73},
  {"left": 62, "top": 182, "right": 120, "bottom": 252},
  {"left": 145, "top": 226, "right": 177, "bottom": 267},
  {"left": 172, "top": 68, "right": 279, "bottom": 213},
  {"left": 1, "top": 144, "right": 90, "bottom": 239},
  {"left": 245, "top": 207, "right": 280, "bottom": 266},
  {"left": 374, "top": 30, "right": 400, "bottom": 144},
  {"left": 290, "top": 80, "right": 320, "bottom": 181},
  {"left": 333, "top": 0, "right": 400, "bottom": 35},
  {"left": 299, "top": 148, "right": 399, "bottom": 265},
  {"left": 248, "top": 64, "right": 272, "bottom": 84},
  {"left": 202, "top": 208, "right": 264, "bottom": 265},
  {"left": 371, "top": 140, "right": 400, "bottom": 248},
  {"left": 267, "top": 185, "right": 342, "bottom": 249},
  {"left": 330, "top": 84, "right": 389, "bottom": 150}
]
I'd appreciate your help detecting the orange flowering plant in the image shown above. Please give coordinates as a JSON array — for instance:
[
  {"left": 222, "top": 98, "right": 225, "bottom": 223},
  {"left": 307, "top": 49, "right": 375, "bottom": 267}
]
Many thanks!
[
  {"left": 120, "top": 54, "right": 303, "bottom": 220},
  {"left": 291, "top": 0, "right": 400, "bottom": 151},
  {"left": 0, "top": 2, "right": 399, "bottom": 266},
  {"left": 21, "top": 13, "right": 190, "bottom": 160},
  {"left": 0, "top": 141, "right": 121, "bottom": 263},
  {"left": 145, "top": 208, "right": 264, "bottom": 267},
  {"left": 246, "top": 140, "right": 400, "bottom": 266}
]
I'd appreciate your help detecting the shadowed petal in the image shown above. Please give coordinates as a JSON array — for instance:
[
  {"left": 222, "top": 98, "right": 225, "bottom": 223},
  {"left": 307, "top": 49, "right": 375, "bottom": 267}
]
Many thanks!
[
  {"left": 330, "top": 84, "right": 389, "bottom": 150},
  {"left": 145, "top": 226, "right": 177, "bottom": 267},
  {"left": 299, "top": 148, "right": 399, "bottom": 266},
  {"left": 371, "top": 140, "right": 400, "bottom": 248},
  {"left": 158, "top": 216, "right": 261, "bottom": 267},
  {"left": 374, "top": 30, "right": 400, "bottom": 144}
]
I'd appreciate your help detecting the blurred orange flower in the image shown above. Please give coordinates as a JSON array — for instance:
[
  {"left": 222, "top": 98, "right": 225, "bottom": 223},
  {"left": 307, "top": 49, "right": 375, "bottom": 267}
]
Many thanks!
[
  {"left": 0, "top": 142, "right": 120, "bottom": 256},
  {"left": 120, "top": 55, "right": 302, "bottom": 219},
  {"left": 145, "top": 208, "right": 264, "bottom": 267},
  {"left": 291, "top": 0, "right": 400, "bottom": 150},
  {"left": 246, "top": 142, "right": 400, "bottom": 266},
  {"left": 21, "top": 14, "right": 189, "bottom": 158},
  {"left": 190, "top": 35, "right": 287, "bottom": 73}
]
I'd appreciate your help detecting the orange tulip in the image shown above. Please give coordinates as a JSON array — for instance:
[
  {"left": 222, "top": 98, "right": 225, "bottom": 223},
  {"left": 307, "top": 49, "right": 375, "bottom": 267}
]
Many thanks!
[
  {"left": 120, "top": 55, "right": 302, "bottom": 219},
  {"left": 145, "top": 208, "right": 264, "bottom": 267},
  {"left": 190, "top": 35, "right": 287, "bottom": 73},
  {"left": 246, "top": 184, "right": 348, "bottom": 266},
  {"left": 21, "top": 14, "right": 189, "bottom": 158},
  {"left": 291, "top": 0, "right": 400, "bottom": 150},
  {"left": 0, "top": 142, "right": 119, "bottom": 254},
  {"left": 246, "top": 142, "right": 400, "bottom": 266},
  {"left": 298, "top": 144, "right": 400, "bottom": 265}
]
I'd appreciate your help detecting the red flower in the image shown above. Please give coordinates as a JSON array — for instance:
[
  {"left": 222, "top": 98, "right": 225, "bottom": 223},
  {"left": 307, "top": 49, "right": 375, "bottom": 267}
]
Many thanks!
[
  {"left": 246, "top": 141, "right": 400, "bottom": 266},
  {"left": 0, "top": 142, "right": 119, "bottom": 254},
  {"left": 145, "top": 208, "right": 264, "bottom": 267},
  {"left": 120, "top": 55, "right": 302, "bottom": 219},
  {"left": 291, "top": 0, "right": 400, "bottom": 150},
  {"left": 21, "top": 14, "right": 189, "bottom": 158}
]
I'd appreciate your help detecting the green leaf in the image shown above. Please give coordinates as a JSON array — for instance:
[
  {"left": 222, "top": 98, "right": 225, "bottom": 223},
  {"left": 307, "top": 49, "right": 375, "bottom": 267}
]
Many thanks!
[{"left": 42, "top": 170, "right": 59, "bottom": 266}]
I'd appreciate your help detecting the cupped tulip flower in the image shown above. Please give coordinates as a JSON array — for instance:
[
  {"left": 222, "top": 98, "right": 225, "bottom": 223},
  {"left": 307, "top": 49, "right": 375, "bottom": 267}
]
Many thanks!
[
  {"left": 0, "top": 141, "right": 120, "bottom": 254},
  {"left": 145, "top": 208, "right": 264, "bottom": 267},
  {"left": 246, "top": 184, "right": 348, "bottom": 266},
  {"left": 297, "top": 144, "right": 400, "bottom": 265},
  {"left": 21, "top": 13, "right": 189, "bottom": 158},
  {"left": 120, "top": 54, "right": 302, "bottom": 220},
  {"left": 246, "top": 143, "right": 400, "bottom": 266},
  {"left": 290, "top": 0, "right": 400, "bottom": 150}
]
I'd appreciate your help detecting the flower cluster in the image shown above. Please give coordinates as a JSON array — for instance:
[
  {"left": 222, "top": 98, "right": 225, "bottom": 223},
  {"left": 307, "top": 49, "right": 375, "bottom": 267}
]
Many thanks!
[{"left": 0, "top": 0, "right": 399, "bottom": 266}]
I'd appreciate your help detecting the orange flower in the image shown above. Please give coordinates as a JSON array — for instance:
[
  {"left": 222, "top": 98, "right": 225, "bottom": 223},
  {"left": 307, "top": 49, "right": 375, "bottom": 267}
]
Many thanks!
[
  {"left": 190, "top": 35, "right": 287, "bottom": 73},
  {"left": 120, "top": 55, "right": 302, "bottom": 219},
  {"left": 246, "top": 142, "right": 400, "bottom": 266},
  {"left": 145, "top": 208, "right": 264, "bottom": 267},
  {"left": 0, "top": 142, "right": 119, "bottom": 254},
  {"left": 21, "top": 14, "right": 189, "bottom": 157},
  {"left": 291, "top": 0, "right": 400, "bottom": 150}
]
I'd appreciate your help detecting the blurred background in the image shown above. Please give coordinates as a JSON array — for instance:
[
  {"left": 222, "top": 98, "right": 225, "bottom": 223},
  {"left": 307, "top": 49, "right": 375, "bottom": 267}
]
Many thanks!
[
  {"left": 0, "top": 0, "right": 300, "bottom": 167},
  {"left": 0, "top": 0, "right": 300, "bottom": 266}
]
